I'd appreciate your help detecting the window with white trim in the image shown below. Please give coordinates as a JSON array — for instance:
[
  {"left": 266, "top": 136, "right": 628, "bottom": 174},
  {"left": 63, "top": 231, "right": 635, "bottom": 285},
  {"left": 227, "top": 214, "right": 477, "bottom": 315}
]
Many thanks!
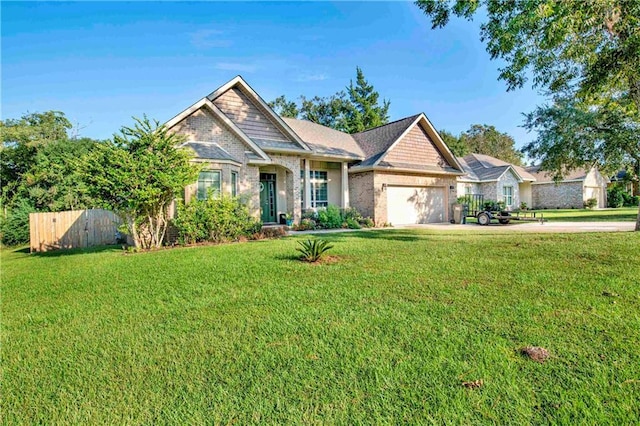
[
  {"left": 300, "top": 170, "right": 329, "bottom": 208},
  {"left": 197, "top": 170, "right": 221, "bottom": 200},
  {"left": 503, "top": 185, "right": 514, "bottom": 207}
]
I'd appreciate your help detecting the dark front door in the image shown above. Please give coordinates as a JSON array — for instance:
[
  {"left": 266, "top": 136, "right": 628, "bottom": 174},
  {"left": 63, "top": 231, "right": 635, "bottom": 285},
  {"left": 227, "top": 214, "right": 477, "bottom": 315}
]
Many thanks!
[{"left": 260, "top": 173, "right": 277, "bottom": 223}]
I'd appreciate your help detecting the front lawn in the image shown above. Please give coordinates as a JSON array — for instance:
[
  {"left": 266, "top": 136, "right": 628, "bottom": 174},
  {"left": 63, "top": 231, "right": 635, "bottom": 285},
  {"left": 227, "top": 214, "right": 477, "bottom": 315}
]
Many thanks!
[
  {"left": 529, "top": 207, "right": 638, "bottom": 222},
  {"left": 2, "top": 230, "right": 639, "bottom": 423}
]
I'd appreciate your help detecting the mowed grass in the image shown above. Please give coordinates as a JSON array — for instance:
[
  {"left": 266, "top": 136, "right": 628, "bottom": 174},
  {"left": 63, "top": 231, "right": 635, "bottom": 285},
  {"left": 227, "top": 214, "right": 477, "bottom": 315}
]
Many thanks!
[
  {"left": 529, "top": 207, "right": 638, "bottom": 222},
  {"left": 2, "top": 230, "right": 640, "bottom": 424}
]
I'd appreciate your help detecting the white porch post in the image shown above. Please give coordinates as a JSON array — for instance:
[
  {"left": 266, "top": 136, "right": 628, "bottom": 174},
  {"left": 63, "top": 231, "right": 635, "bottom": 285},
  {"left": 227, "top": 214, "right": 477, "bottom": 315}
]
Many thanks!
[
  {"left": 341, "top": 161, "right": 349, "bottom": 209},
  {"left": 303, "top": 159, "right": 311, "bottom": 210}
]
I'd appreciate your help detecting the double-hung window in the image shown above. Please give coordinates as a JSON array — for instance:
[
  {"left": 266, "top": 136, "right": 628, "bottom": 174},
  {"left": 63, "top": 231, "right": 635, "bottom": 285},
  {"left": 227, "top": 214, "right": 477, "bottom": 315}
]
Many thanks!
[
  {"left": 231, "top": 172, "right": 238, "bottom": 197},
  {"left": 300, "top": 170, "right": 328, "bottom": 208},
  {"left": 503, "top": 185, "right": 514, "bottom": 207},
  {"left": 197, "top": 170, "right": 221, "bottom": 200}
]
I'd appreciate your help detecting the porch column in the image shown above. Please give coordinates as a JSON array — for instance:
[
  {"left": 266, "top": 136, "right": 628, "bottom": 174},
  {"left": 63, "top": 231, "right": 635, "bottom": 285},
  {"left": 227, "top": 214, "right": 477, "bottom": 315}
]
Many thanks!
[
  {"left": 341, "top": 161, "right": 349, "bottom": 209},
  {"left": 303, "top": 159, "right": 311, "bottom": 210}
]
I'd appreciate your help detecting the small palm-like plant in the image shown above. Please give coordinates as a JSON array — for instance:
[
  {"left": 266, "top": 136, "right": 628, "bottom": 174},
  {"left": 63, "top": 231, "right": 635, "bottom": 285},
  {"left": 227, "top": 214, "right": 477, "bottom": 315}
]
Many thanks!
[{"left": 296, "top": 239, "right": 334, "bottom": 262}]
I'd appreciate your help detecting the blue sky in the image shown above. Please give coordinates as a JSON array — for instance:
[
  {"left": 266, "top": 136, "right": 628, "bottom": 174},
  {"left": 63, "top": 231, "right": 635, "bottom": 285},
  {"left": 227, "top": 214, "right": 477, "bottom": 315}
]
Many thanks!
[{"left": 2, "top": 1, "right": 545, "bottom": 149}]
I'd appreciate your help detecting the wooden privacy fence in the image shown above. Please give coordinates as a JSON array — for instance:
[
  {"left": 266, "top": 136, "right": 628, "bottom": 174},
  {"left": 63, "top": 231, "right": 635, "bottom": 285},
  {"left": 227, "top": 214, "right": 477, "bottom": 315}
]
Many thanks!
[{"left": 29, "top": 209, "right": 122, "bottom": 253}]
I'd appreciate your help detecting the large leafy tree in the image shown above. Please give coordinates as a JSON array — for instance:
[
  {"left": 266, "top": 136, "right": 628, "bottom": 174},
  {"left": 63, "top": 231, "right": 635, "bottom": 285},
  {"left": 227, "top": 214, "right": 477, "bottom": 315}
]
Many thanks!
[
  {"left": 83, "top": 117, "right": 200, "bottom": 249},
  {"left": 460, "top": 124, "right": 523, "bottom": 165},
  {"left": 416, "top": 0, "right": 640, "bottom": 230},
  {"left": 1, "top": 111, "right": 74, "bottom": 205},
  {"left": 268, "top": 67, "right": 390, "bottom": 133},
  {"left": 439, "top": 130, "right": 468, "bottom": 157}
]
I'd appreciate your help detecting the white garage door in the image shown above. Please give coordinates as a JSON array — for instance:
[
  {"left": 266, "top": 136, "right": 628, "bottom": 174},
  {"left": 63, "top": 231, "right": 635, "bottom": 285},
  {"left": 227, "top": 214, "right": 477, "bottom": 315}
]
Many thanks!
[{"left": 387, "top": 186, "right": 445, "bottom": 224}]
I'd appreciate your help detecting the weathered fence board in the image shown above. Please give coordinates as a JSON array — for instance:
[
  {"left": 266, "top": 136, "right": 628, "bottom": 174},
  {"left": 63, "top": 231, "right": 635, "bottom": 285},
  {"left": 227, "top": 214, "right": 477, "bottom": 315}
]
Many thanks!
[{"left": 29, "top": 209, "right": 121, "bottom": 253}]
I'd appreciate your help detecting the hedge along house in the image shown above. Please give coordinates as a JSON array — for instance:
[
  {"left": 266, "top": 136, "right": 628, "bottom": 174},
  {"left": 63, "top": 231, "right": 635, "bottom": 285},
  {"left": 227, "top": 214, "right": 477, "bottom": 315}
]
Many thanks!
[
  {"left": 525, "top": 166, "right": 609, "bottom": 209},
  {"left": 165, "top": 76, "right": 363, "bottom": 224},
  {"left": 457, "top": 154, "right": 536, "bottom": 210},
  {"left": 348, "top": 114, "right": 465, "bottom": 225}
]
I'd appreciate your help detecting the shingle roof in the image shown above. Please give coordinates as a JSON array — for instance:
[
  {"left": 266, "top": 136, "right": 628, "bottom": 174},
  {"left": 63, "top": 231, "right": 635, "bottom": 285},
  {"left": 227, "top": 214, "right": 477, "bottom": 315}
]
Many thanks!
[
  {"left": 252, "top": 138, "right": 305, "bottom": 151},
  {"left": 525, "top": 166, "right": 589, "bottom": 183},
  {"left": 351, "top": 114, "right": 421, "bottom": 166},
  {"left": 460, "top": 153, "right": 535, "bottom": 182},
  {"left": 282, "top": 118, "right": 365, "bottom": 159},
  {"left": 183, "top": 141, "right": 240, "bottom": 162}
]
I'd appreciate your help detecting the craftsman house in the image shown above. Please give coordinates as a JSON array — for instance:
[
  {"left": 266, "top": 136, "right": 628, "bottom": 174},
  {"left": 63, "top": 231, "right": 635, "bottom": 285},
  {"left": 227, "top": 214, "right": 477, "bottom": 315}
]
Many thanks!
[{"left": 165, "top": 76, "right": 465, "bottom": 225}]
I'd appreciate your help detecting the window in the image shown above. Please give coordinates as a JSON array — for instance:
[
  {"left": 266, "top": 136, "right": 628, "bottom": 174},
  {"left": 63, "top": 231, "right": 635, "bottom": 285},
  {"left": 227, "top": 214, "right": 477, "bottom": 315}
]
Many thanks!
[
  {"left": 465, "top": 186, "right": 471, "bottom": 195},
  {"left": 197, "top": 170, "right": 221, "bottom": 200},
  {"left": 503, "top": 185, "right": 513, "bottom": 207},
  {"left": 300, "top": 170, "right": 328, "bottom": 208},
  {"left": 231, "top": 172, "right": 238, "bottom": 197}
]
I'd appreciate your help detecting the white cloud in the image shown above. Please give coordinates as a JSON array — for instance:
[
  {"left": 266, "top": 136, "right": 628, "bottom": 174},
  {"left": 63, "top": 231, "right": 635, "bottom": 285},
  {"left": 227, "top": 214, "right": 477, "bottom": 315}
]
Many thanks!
[
  {"left": 189, "top": 29, "right": 232, "bottom": 49},
  {"left": 296, "top": 73, "right": 329, "bottom": 82},
  {"left": 215, "top": 62, "right": 258, "bottom": 73}
]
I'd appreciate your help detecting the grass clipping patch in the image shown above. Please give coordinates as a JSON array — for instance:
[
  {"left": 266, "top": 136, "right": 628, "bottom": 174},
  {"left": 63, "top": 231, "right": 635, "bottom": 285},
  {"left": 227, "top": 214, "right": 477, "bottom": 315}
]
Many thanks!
[{"left": 520, "top": 346, "right": 550, "bottom": 363}]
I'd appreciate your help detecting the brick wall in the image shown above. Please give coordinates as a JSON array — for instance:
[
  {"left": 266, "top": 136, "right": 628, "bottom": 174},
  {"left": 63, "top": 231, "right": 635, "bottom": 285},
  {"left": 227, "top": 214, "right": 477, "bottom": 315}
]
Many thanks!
[
  {"left": 532, "top": 181, "right": 584, "bottom": 209},
  {"left": 169, "top": 108, "right": 261, "bottom": 217}
]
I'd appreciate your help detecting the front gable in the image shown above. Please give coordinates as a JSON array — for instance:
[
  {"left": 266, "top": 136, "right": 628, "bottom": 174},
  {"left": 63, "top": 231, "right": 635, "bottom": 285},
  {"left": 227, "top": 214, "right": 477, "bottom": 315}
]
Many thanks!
[
  {"left": 168, "top": 100, "right": 269, "bottom": 163},
  {"left": 382, "top": 123, "right": 450, "bottom": 169},
  {"left": 207, "top": 77, "right": 311, "bottom": 153}
]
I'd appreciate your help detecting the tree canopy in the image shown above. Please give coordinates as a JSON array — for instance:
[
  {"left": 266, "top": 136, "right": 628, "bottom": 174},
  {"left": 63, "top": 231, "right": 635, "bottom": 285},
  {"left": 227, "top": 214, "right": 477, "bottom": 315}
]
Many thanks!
[
  {"left": 269, "top": 67, "right": 390, "bottom": 133},
  {"left": 83, "top": 116, "right": 200, "bottom": 249},
  {"left": 439, "top": 125, "right": 523, "bottom": 165},
  {"left": 416, "top": 0, "right": 640, "bottom": 230}
]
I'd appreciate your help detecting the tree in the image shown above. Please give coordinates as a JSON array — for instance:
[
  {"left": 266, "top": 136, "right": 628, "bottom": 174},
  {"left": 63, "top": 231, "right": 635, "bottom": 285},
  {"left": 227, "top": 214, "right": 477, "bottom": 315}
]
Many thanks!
[
  {"left": 416, "top": 0, "right": 640, "bottom": 230},
  {"left": 268, "top": 95, "right": 299, "bottom": 118},
  {"left": 460, "top": 125, "right": 523, "bottom": 165},
  {"left": 268, "top": 67, "right": 390, "bottom": 133},
  {"left": 1, "top": 111, "right": 73, "bottom": 205},
  {"left": 439, "top": 130, "right": 467, "bottom": 157},
  {"left": 342, "top": 67, "right": 390, "bottom": 133},
  {"left": 523, "top": 95, "right": 640, "bottom": 192},
  {"left": 22, "top": 138, "right": 99, "bottom": 212},
  {"left": 83, "top": 116, "right": 200, "bottom": 249}
]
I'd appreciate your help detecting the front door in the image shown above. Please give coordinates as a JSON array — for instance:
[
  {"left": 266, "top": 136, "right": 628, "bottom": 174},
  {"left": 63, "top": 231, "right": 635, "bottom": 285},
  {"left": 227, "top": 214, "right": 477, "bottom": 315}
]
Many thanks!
[{"left": 260, "top": 173, "right": 277, "bottom": 223}]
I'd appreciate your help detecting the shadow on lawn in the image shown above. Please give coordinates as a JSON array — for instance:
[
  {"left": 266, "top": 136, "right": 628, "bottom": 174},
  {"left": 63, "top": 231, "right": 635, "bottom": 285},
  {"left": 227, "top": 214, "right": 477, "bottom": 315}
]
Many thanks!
[
  {"left": 297, "top": 229, "right": 422, "bottom": 243},
  {"left": 30, "top": 244, "right": 122, "bottom": 258}
]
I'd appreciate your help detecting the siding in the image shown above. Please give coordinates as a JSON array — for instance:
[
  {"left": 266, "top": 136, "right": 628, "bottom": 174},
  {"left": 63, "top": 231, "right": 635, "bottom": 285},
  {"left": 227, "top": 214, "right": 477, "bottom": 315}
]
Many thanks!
[
  {"left": 383, "top": 125, "right": 449, "bottom": 169},
  {"left": 213, "top": 87, "right": 291, "bottom": 142}
]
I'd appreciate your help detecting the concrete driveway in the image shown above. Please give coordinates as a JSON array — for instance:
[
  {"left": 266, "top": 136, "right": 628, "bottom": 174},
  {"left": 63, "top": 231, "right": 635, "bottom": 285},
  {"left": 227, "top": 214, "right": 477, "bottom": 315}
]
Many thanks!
[{"left": 397, "top": 221, "right": 636, "bottom": 233}]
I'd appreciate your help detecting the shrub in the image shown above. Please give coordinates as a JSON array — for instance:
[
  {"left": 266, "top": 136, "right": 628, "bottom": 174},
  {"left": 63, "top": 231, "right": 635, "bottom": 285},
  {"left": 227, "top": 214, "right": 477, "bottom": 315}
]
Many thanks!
[
  {"left": 607, "top": 187, "right": 625, "bottom": 208},
  {"left": 1, "top": 199, "right": 35, "bottom": 246},
  {"left": 172, "top": 196, "right": 262, "bottom": 244},
  {"left": 584, "top": 198, "right": 598, "bottom": 209},
  {"left": 293, "top": 218, "right": 316, "bottom": 231},
  {"left": 345, "top": 218, "right": 361, "bottom": 229},
  {"left": 316, "top": 205, "right": 343, "bottom": 229},
  {"left": 296, "top": 239, "right": 334, "bottom": 262},
  {"left": 520, "top": 202, "right": 528, "bottom": 210},
  {"left": 623, "top": 192, "right": 639, "bottom": 207}
]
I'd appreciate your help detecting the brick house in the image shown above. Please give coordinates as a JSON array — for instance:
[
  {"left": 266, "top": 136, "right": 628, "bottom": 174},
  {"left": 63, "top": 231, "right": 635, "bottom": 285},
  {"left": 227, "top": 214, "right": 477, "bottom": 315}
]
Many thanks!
[
  {"left": 165, "top": 76, "right": 465, "bottom": 225},
  {"left": 458, "top": 153, "right": 609, "bottom": 210}
]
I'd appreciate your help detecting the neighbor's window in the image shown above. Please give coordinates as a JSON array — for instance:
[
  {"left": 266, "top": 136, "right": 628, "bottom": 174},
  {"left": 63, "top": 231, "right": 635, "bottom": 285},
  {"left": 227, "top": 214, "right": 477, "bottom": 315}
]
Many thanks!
[
  {"left": 503, "top": 186, "right": 513, "bottom": 206},
  {"left": 465, "top": 186, "right": 471, "bottom": 195},
  {"left": 231, "top": 172, "right": 238, "bottom": 197},
  {"left": 300, "top": 170, "right": 328, "bottom": 208},
  {"left": 197, "top": 170, "right": 221, "bottom": 200}
]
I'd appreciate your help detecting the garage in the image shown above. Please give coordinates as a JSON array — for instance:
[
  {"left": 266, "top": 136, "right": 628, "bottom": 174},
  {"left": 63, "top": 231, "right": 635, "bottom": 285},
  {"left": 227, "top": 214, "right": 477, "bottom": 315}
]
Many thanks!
[{"left": 386, "top": 186, "right": 445, "bottom": 224}]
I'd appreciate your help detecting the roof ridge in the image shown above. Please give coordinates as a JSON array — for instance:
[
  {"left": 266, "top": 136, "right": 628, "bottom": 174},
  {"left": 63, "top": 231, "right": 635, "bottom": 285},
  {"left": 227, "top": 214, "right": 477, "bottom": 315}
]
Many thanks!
[{"left": 353, "top": 113, "right": 421, "bottom": 135}]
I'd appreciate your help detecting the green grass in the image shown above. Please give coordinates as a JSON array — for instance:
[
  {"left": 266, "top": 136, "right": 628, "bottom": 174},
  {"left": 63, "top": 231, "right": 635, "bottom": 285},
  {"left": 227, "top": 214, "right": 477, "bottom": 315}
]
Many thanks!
[
  {"left": 2, "top": 230, "right": 640, "bottom": 423},
  {"left": 529, "top": 207, "right": 638, "bottom": 222}
]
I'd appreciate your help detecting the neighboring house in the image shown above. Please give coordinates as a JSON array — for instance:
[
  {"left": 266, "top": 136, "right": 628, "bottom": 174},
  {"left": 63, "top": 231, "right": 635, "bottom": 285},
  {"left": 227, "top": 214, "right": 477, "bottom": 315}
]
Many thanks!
[
  {"left": 165, "top": 76, "right": 465, "bottom": 225},
  {"left": 526, "top": 166, "right": 608, "bottom": 209},
  {"left": 457, "top": 154, "right": 536, "bottom": 210}
]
